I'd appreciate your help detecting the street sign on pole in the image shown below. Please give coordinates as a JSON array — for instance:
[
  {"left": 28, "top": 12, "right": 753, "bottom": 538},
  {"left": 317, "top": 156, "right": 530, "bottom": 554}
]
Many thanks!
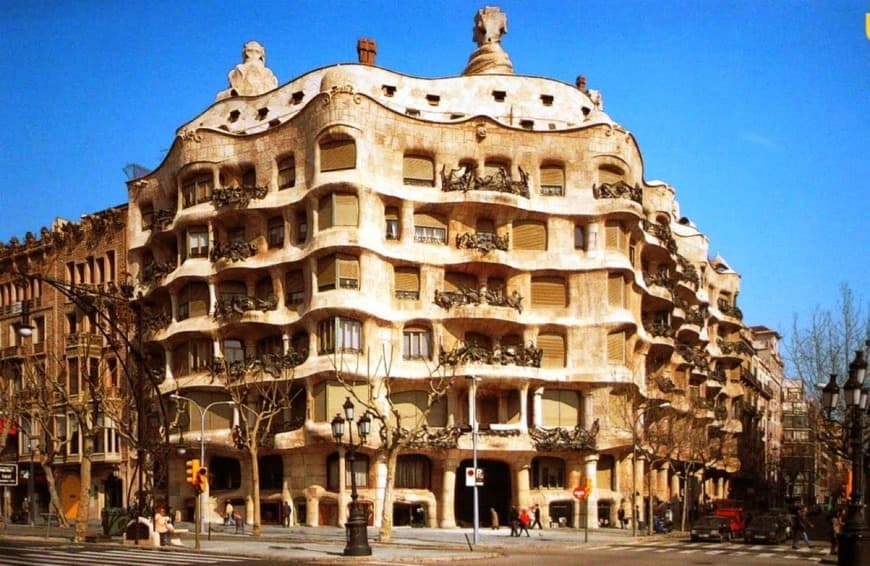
[
  {"left": 0, "top": 463, "right": 17, "bottom": 486},
  {"left": 573, "top": 485, "right": 587, "bottom": 500}
]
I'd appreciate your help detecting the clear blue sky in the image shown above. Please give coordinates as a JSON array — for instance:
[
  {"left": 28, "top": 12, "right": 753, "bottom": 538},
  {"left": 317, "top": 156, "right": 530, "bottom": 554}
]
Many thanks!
[{"left": 1, "top": 0, "right": 867, "bottom": 345}]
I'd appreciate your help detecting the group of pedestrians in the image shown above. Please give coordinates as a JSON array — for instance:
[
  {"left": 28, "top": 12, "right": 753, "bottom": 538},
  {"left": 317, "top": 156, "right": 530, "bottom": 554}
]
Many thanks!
[{"left": 489, "top": 504, "right": 542, "bottom": 536}]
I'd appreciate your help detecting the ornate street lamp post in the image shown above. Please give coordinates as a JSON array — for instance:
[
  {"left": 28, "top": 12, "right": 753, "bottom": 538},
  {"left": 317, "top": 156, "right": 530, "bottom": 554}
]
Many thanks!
[
  {"left": 822, "top": 349, "right": 869, "bottom": 566},
  {"left": 330, "top": 397, "right": 371, "bottom": 556}
]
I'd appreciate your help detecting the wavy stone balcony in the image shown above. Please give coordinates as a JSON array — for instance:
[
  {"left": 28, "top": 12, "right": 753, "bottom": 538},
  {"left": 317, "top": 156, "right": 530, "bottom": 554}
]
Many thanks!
[
  {"left": 141, "top": 260, "right": 176, "bottom": 284},
  {"left": 147, "top": 208, "right": 175, "bottom": 232},
  {"left": 433, "top": 287, "right": 523, "bottom": 313},
  {"left": 141, "top": 306, "right": 171, "bottom": 335},
  {"left": 643, "top": 219, "right": 678, "bottom": 254},
  {"left": 592, "top": 180, "right": 642, "bottom": 203},
  {"left": 214, "top": 294, "right": 278, "bottom": 320},
  {"left": 455, "top": 231, "right": 509, "bottom": 253},
  {"left": 675, "top": 256, "right": 700, "bottom": 288},
  {"left": 210, "top": 240, "right": 257, "bottom": 263},
  {"left": 212, "top": 185, "right": 268, "bottom": 209},
  {"left": 209, "top": 349, "right": 308, "bottom": 382},
  {"left": 441, "top": 165, "right": 530, "bottom": 198},
  {"left": 438, "top": 341, "right": 542, "bottom": 368},
  {"left": 717, "top": 298, "right": 743, "bottom": 320},
  {"left": 643, "top": 319, "right": 676, "bottom": 339},
  {"left": 676, "top": 343, "right": 710, "bottom": 373},
  {"left": 716, "top": 338, "right": 754, "bottom": 359}
]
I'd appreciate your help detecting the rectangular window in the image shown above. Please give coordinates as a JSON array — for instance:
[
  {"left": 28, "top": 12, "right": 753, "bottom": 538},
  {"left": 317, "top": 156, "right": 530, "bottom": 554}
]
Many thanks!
[
  {"left": 540, "top": 165, "right": 565, "bottom": 196},
  {"left": 278, "top": 155, "right": 296, "bottom": 189},
  {"left": 318, "top": 193, "right": 359, "bottom": 230},
  {"left": 607, "top": 331, "right": 626, "bottom": 364},
  {"left": 394, "top": 266, "right": 420, "bottom": 300},
  {"left": 513, "top": 220, "right": 547, "bottom": 250},
  {"left": 319, "top": 317, "right": 362, "bottom": 353},
  {"left": 267, "top": 217, "right": 285, "bottom": 248},
  {"left": 181, "top": 173, "right": 213, "bottom": 208},
  {"left": 413, "top": 213, "right": 447, "bottom": 244},
  {"left": 186, "top": 227, "right": 209, "bottom": 259},
  {"left": 320, "top": 139, "right": 356, "bottom": 172},
  {"left": 574, "top": 225, "right": 585, "bottom": 250},
  {"left": 531, "top": 277, "right": 567, "bottom": 308},
  {"left": 402, "top": 155, "right": 435, "bottom": 186},
  {"left": 295, "top": 211, "right": 308, "bottom": 244},
  {"left": 385, "top": 206, "right": 400, "bottom": 240},
  {"left": 285, "top": 269, "right": 305, "bottom": 306},
  {"left": 403, "top": 328, "right": 431, "bottom": 359},
  {"left": 541, "top": 390, "right": 578, "bottom": 427}
]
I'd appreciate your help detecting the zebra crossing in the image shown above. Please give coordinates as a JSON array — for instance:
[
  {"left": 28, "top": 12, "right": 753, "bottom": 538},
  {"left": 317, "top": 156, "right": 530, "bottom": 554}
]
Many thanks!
[
  {"left": 0, "top": 544, "right": 248, "bottom": 565},
  {"left": 570, "top": 539, "right": 831, "bottom": 562}
]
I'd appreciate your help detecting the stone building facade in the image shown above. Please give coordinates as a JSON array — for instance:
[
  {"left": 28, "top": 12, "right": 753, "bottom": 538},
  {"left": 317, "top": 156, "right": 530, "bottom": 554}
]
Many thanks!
[{"left": 1, "top": 7, "right": 782, "bottom": 530}]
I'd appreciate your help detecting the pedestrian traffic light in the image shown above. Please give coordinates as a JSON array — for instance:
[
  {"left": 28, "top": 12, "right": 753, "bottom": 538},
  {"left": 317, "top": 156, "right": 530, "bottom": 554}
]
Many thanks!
[
  {"left": 194, "top": 466, "right": 209, "bottom": 494},
  {"left": 185, "top": 459, "right": 200, "bottom": 486}
]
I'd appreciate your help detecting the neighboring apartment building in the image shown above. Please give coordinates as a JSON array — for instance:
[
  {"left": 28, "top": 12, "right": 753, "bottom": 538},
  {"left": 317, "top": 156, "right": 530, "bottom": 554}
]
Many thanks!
[
  {"left": 0, "top": 208, "right": 131, "bottom": 522},
  {"left": 781, "top": 379, "right": 815, "bottom": 504},
  {"left": 125, "top": 7, "right": 769, "bottom": 529}
]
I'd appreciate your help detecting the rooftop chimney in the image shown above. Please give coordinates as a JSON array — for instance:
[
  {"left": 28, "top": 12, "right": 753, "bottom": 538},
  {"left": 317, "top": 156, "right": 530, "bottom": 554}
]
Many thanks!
[
  {"left": 357, "top": 38, "right": 377, "bottom": 65},
  {"left": 576, "top": 75, "right": 587, "bottom": 92}
]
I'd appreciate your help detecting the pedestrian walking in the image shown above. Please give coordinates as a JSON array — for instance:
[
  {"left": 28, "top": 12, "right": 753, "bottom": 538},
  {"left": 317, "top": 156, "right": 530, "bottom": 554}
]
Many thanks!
[
  {"left": 509, "top": 505, "right": 519, "bottom": 537},
  {"left": 830, "top": 507, "right": 844, "bottom": 555},
  {"left": 225, "top": 500, "right": 235, "bottom": 525},
  {"left": 518, "top": 508, "right": 531, "bottom": 537},
  {"left": 283, "top": 500, "right": 292, "bottom": 527},
  {"left": 792, "top": 505, "right": 813, "bottom": 549},
  {"left": 490, "top": 507, "right": 500, "bottom": 530},
  {"left": 617, "top": 506, "right": 626, "bottom": 529},
  {"left": 531, "top": 504, "right": 543, "bottom": 529},
  {"left": 154, "top": 505, "right": 174, "bottom": 546}
]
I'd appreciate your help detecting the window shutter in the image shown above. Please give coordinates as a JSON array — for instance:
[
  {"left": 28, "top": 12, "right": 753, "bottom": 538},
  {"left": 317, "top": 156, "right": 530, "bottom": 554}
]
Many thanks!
[
  {"left": 531, "top": 277, "right": 567, "bottom": 307},
  {"left": 414, "top": 213, "right": 445, "bottom": 229},
  {"left": 317, "top": 256, "right": 337, "bottom": 290},
  {"left": 385, "top": 207, "right": 399, "bottom": 221},
  {"left": 318, "top": 195, "right": 334, "bottom": 230},
  {"left": 337, "top": 256, "right": 359, "bottom": 279},
  {"left": 334, "top": 194, "right": 359, "bottom": 226},
  {"left": 320, "top": 139, "right": 356, "bottom": 172},
  {"left": 395, "top": 267, "right": 420, "bottom": 293},
  {"left": 190, "top": 284, "right": 210, "bottom": 317},
  {"left": 513, "top": 220, "right": 547, "bottom": 250},
  {"left": 542, "top": 390, "right": 578, "bottom": 427},
  {"left": 607, "top": 331, "right": 626, "bottom": 364},
  {"left": 605, "top": 221, "right": 622, "bottom": 250},
  {"left": 540, "top": 166, "right": 564, "bottom": 189},
  {"left": 607, "top": 274, "right": 625, "bottom": 307},
  {"left": 278, "top": 156, "right": 296, "bottom": 189},
  {"left": 285, "top": 270, "right": 304, "bottom": 294},
  {"left": 538, "top": 332, "right": 565, "bottom": 368},
  {"left": 598, "top": 165, "right": 624, "bottom": 185},
  {"left": 403, "top": 156, "right": 435, "bottom": 185}
]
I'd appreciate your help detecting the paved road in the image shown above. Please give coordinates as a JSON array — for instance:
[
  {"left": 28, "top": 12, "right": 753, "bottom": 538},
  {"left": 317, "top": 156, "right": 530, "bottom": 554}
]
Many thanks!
[{"left": 0, "top": 541, "right": 252, "bottom": 565}]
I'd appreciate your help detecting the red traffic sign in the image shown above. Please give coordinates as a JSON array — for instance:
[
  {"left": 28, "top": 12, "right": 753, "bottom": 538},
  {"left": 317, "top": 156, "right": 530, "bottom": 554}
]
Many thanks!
[{"left": 573, "top": 486, "right": 587, "bottom": 500}]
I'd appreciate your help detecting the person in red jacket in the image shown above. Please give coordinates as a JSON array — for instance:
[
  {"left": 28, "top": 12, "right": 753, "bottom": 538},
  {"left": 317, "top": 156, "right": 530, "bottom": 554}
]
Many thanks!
[{"left": 518, "top": 508, "right": 531, "bottom": 537}]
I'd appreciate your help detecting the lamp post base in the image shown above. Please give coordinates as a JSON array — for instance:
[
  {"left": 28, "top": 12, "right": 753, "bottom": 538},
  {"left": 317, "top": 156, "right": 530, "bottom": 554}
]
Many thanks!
[
  {"left": 837, "top": 506, "right": 870, "bottom": 566},
  {"left": 344, "top": 504, "right": 372, "bottom": 556}
]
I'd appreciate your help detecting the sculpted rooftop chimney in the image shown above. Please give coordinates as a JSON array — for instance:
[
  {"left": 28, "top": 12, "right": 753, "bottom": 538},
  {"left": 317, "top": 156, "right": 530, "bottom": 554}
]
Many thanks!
[
  {"left": 462, "top": 6, "right": 514, "bottom": 75},
  {"left": 357, "top": 38, "right": 377, "bottom": 65}
]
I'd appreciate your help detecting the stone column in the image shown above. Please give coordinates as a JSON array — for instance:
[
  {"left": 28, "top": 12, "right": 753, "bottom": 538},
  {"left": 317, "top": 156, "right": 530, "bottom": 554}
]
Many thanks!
[
  {"left": 516, "top": 462, "right": 531, "bottom": 510},
  {"left": 338, "top": 447, "right": 347, "bottom": 527},
  {"left": 373, "top": 453, "right": 387, "bottom": 528},
  {"left": 532, "top": 387, "right": 543, "bottom": 428},
  {"left": 582, "top": 391, "right": 594, "bottom": 429},
  {"left": 519, "top": 383, "right": 529, "bottom": 433},
  {"left": 440, "top": 452, "right": 458, "bottom": 528},
  {"left": 584, "top": 454, "right": 599, "bottom": 529}
]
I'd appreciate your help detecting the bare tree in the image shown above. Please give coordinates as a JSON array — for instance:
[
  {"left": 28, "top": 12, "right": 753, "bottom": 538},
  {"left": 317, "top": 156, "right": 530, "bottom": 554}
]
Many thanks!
[{"left": 332, "top": 345, "right": 454, "bottom": 543}]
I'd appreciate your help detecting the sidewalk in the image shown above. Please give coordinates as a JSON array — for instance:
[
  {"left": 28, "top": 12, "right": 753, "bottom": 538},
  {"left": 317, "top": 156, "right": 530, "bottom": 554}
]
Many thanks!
[{"left": 0, "top": 521, "right": 656, "bottom": 563}]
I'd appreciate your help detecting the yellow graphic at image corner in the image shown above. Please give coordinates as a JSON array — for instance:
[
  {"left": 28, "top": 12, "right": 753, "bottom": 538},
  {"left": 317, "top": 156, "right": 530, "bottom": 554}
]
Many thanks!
[{"left": 866, "top": 13, "right": 870, "bottom": 40}]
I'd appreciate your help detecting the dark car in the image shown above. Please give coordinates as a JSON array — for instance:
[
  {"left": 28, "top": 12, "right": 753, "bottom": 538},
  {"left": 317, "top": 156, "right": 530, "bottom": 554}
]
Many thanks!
[
  {"left": 743, "top": 513, "right": 790, "bottom": 544},
  {"left": 690, "top": 515, "right": 733, "bottom": 542}
]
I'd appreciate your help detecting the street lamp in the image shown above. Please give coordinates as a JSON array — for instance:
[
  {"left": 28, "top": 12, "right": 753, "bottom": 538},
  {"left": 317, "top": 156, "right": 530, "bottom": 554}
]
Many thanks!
[
  {"left": 631, "top": 399, "right": 670, "bottom": 537},
  {"left": 822, "top": 349, "right": 869, "bottom": 566},
  {"left": 330, "top": 397, "right": 372, "bottom": 556},
  {"left": 170, "top": 393, "right": 236, "bottom": 550}
]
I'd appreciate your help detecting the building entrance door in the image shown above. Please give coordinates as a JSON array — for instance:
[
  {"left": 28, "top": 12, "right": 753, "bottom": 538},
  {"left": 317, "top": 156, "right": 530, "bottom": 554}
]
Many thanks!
[{"left": 453, "top": 459, "right": 511, "bottom": 528}]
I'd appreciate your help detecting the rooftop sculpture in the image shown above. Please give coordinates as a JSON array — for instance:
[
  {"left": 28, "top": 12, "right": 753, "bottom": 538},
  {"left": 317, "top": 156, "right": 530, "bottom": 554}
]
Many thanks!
[
  {"left": 216, "top": 41, "right": 279, "bottom": 100},
  {"left": 462, "top": 6, "right": 514, "bottom": 75}
]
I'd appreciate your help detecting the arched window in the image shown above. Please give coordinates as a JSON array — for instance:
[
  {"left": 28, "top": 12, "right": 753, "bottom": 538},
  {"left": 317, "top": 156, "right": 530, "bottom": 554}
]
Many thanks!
[
  {"left": 403, "top": 154, "right": 435, "bottom": 186},
  {"left": 320, "top": 138, "right": 356, "bottom": 172},
  {"left": 181, "top": 172, "right": 214, "bottom": 208}
]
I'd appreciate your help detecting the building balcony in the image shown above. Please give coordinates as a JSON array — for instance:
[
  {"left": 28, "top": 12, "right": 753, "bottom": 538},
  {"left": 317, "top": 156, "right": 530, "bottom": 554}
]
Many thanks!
[
  {"left": 675, "top": 256, "right": 700, "bottom": 289},
  {"left": 214, "top": 294, "right": 278, "bottom": 320},
  {"left": 65, "top": 331, "right": 103, "bottom": 349},
  {"left": 592, "top": 180, "right": 642, "bottom": 203},
  {"left": 455, "top": 231, "right": 509, "bottom": 253},
  {"left": 210, "top": 240, "right": 257, "bottom": 263},
  {"left": 441, "top": 165, "right": 530, "bottom": 198},
  {"left": 141, "top": 260, "right": 176, "bottom": 284},
  {"left": 643, "top": 270, "right": 675, "bottom": 293},
  {"left": 528, "top": 421, "right": 599, "bottom": 452},
  {"left": 716, "top": 338, "right": 754, "bottom": 360},
  {"left": 212, "top": 185, "right": 268, "bottom": 209},
  {"left": 675, "top": 344, "right": 710, "bottom": 374},
  {"left": 438, "top": 341, "right": 542, "bottom": 368},
  {"left": 433, "top": 287, "right": 523, "bottom": 313},
  {"left": 642, "top": 219, "right": 678, "bottom": 254},
  {"left": 717, "top": 298, "right": 743, "bottom": 320}
]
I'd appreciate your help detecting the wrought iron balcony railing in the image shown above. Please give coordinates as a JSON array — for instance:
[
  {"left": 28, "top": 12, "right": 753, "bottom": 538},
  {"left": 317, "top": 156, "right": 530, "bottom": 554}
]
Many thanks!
[
  {"left": 212, "top": 185, "right": 268, "bottom": 208},
  {"left": 438, "top": 341, "right": 542, "bottom": 368},
  {"left": 529, "top": 420, "right": 599, "bottom": 452},
  {"left": 434, "top": 286, "right": 523, "bottom": 313},
  {"left": 210, "top": 240, "right": 257, "bottom": 263},
  {"left": 214, "top": 295, "right": 278, "bottom": 319},
  {"left": 455, "top": 231, "right": 509, "bottom": 252},
  {"left": 441, "top": 165, "right": 530, "bottom": 198},
  {"left": 592, "top": 180, "right": 642, "bottom": 203},
  {"left": 717, "top": 298, "right": 744, "bottom": 319}
]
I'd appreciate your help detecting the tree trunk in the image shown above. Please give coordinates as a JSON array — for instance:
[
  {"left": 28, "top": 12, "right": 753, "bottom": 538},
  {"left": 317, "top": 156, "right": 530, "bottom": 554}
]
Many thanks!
[
  {"left": 74, "top": 453, "right": 92, "bottom": 542},
  {"left": 250, "top": 445, "right": 261, "bottom": 536},
  {"left": 378, "top": 448, "right": 399, "bottom": 542},
  {"left": 41, "top": 461, "right": 69, "bottom": 528}
]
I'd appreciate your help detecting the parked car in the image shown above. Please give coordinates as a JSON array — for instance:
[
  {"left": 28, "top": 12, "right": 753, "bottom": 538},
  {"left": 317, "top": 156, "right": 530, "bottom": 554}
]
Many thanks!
[
  {"left": 690, "top": 515, "right": 734, "bottom": 542},
  {"left": 713, "top": 506, "right": 746, "bottom": 537},
  {"left": 743, "top": 512, "right": 790, "bottom": 544}
]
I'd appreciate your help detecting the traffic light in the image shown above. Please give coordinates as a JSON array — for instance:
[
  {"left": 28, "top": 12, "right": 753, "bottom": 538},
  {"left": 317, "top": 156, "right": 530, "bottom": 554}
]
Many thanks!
[
  {"left": 194, "top": 466, "right": 209, "bottom": 494},
  {"left": 185, "top": 459, "right": 200, "bottom": 486}
]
